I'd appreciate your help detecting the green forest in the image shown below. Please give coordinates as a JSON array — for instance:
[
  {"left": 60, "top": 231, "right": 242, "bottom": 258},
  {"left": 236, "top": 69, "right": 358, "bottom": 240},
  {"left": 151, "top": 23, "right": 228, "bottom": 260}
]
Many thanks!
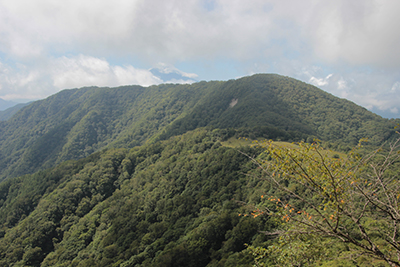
[{"left": 0, "top": 74, "right": 399, "bottom": 266}]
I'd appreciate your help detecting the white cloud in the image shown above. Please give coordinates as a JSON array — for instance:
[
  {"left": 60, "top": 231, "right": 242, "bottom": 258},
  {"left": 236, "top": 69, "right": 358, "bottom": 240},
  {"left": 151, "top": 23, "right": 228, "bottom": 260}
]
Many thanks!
[
  {"left": 164, "top": 78, "right": 197, "bottom": 84},
  {"left": 391, "top": 82, "right": 400, "bottom": 92},
  {"left": 113, "top": 66, "right": 162, "bottom": 86},
  {"left": 0, "top": 55, "right": 171, "bottom": 100},
  {"left": 310, "top": 72, "right": 400, "bottom": 113},
  {"left": 50, "top": 55, "right": 166, "bottom": 90},
  {"left": 309, "top": 74, "right": 333, "bottom": 87},
  {"left": 337, "top": 78, "right": 347, "bottom": 91}
]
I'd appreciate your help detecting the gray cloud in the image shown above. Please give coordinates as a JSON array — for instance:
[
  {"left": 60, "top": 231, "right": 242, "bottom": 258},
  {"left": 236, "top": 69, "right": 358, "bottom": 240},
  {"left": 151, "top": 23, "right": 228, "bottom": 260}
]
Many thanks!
[
  {"left": 1, "top": 0, "right": 399, "bottom": 67},
  {"left": 302, "top": 0, "right": 400, "bottom": 68}
]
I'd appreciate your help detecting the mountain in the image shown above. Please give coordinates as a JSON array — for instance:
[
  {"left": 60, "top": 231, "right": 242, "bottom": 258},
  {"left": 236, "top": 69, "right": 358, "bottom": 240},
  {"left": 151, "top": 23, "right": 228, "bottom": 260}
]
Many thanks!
[
  {"left": 0, "top": 74, "right": 397, "bottom": 181},
  {"left": 0, "top": 98, "right": 18, "bottom": 111},
  {"left": 0, "top": 73, "right": 399, "bottom": 266},
  {"left": 149, "top": 64, "right": 198, "bottom": 84}
]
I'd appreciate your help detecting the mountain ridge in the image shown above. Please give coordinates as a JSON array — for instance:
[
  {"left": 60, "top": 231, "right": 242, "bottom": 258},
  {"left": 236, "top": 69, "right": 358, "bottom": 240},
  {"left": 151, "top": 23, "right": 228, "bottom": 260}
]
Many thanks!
[{"left": 0, "top": 74, "right": 397, "bottom": 181}]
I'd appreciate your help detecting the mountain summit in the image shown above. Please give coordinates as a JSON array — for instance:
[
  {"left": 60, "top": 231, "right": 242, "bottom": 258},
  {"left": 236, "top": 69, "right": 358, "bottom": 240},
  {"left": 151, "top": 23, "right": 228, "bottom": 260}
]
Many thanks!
[{"left": 150, "top": 63, "right": 198, "bottom": 84}]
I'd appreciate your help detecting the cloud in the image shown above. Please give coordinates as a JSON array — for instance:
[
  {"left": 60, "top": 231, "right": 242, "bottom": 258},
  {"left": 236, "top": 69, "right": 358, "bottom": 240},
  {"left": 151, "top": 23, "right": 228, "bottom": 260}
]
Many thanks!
[
  {"left": 391, "top": 82, "right": 400, "bottom": 92},
  {"left": 300, "top": 66, "right": 400, "bottom": 113},
  {"left": 0, "top": 0, "right": 299, "bottom": 63},
  {"left": 51, "top": 55, "right": 162, "bottom": 89},
  {"left": 1, "top": 0, "right": 399, "bottom": 68},
  {"left": 0, "top": 55, "right": 165, "bottom": 101},
  {"left": 309, "top": 74, "right": 333, "bottom": 87},
  {"left": 312, "top": 0, "right": 400, "bottom": 68},
  {"left": 153, "top": 63, "right": 198, "bottom": 79}
]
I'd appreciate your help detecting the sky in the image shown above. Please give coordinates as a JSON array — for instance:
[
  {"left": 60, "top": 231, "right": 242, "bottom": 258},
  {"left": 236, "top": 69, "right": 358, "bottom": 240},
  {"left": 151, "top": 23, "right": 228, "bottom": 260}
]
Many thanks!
[{"left": 0, "top": 0, "right": 400, "bottom": 118}]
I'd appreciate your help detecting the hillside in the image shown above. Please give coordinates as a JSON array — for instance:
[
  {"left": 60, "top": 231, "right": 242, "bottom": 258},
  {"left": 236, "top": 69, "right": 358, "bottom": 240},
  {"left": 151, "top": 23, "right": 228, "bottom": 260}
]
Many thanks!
[
  {"left": 0, "top": 74, "right": 399, "bottom": 266},
  {"left": 1, "top": 128, "right": 397, "bottom": 266},
  {"left": 0, "top": 74, "right": 397, "bottom": 181},
  {"left": 0, "top": 129, "right": 268, "bottom": 266}
]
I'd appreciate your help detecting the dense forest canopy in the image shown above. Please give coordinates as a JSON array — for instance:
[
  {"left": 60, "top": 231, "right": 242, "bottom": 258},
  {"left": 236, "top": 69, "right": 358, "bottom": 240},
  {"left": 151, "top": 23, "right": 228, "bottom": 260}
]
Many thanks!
[{"left": 0, "top": 74, "right": 399, "bottom": 266}]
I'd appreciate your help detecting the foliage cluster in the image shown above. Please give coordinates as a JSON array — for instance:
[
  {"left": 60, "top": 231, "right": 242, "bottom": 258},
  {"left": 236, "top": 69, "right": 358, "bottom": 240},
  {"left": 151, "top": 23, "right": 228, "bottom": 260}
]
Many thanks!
[{"left": 247, "top": 137, "right": 400, "bottom": 266}]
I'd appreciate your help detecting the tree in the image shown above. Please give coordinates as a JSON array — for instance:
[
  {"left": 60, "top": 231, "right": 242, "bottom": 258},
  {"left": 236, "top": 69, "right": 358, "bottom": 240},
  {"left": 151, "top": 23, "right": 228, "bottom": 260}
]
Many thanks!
[{"left": 246, "top": 137, "right": 400, "bottom": 266}]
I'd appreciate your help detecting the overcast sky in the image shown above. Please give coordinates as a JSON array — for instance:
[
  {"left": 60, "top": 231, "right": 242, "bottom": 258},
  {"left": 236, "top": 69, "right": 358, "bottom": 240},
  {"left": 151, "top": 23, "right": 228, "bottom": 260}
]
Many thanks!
[{"left": 0, "top": 0, "right": 399, "bottom": 117}]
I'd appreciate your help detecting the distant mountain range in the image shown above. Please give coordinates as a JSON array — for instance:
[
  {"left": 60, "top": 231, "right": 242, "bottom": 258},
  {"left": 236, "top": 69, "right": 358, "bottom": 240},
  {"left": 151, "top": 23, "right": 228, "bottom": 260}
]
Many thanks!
[{"left": 0, "top": 98, "right": 17, "bottom": 111}]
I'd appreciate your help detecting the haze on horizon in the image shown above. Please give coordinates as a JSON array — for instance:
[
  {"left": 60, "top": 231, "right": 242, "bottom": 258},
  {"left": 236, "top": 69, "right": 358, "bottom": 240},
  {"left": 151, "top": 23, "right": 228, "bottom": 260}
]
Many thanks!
[{"left": 0, "top": 0, "right": 399, "bottom": 118}]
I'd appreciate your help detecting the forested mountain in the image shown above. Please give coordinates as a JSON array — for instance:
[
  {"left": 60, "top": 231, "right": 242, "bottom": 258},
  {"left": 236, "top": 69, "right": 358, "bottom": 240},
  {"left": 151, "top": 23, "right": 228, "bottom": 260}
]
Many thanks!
[
  {"left": 0, "top": 74, "right": 399, "bottom": 266},
  {"left": 0, "top": 74, "right": 397, "bottom": 181}
]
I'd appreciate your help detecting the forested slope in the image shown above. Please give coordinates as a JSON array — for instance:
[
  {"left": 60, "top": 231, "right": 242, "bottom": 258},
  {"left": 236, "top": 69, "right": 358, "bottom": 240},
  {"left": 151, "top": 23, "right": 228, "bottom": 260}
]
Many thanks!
[
  {"left": 0, "top": 129, "right": 269, "bottom": 266},
  {"left": 1, "top": 128, "right": 398, "bottom": 266},
  {"left": 0, "top": 74, "right": 397, "bottom": 181},
  {"left": 0, "top": 102, "right": 30, "bottom": 121}
]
